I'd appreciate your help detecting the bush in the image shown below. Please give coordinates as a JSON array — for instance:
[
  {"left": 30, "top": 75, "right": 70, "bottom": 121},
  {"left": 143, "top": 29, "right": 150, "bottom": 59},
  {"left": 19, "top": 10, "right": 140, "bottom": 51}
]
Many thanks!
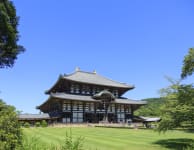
[
  {"left": 62, "top": 129, "right": 84, "bottom": 150},
  {"left": 35, "top": 122, "right": 40, "bottom": 127},
  {"left": 41, "top": 120, "right": 48, "bottom": 127},
  {"left": 0, "top": 99, "right": 22, "bottom": 150},
  {"left": 23, "top": 122, "right": 30, "bottom": 128}
]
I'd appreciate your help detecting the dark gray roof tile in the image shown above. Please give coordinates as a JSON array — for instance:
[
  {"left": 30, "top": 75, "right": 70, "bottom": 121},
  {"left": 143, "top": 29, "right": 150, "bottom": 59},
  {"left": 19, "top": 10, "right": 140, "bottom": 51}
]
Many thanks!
[
  {"left": 50, "top": 93, "right": 146, "bottom": 105},
  {"left": 18, "top": 113, "right": 50, "bottom": 119},
  {"left": 63, "top": 71, "right": 134, "bottom": 88}
]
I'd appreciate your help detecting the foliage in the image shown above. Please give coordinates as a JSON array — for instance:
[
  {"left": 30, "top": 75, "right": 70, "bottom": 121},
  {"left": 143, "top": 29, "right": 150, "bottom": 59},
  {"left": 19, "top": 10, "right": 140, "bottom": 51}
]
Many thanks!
[
  {"left": 62, "top": 129, "right": 84, "bottom": 150},
  {"left": 41, "top": 120, "right": 48, "bottom": 127},
  {"left": 0, "top": 99, "right": 22, "bottom": 150},
  {"left": 181, "top": 48, "right": 194, "bottom": 78},
  {"left": 35, "top": 121, "right": 40, "bottom": 127},
  {"left": 23, "top": 122, "right": 30, "bottom": 128},
  {"left": 157, "top": 83, "right": 194, "bottom": 132},
  {"left": 0, "top": 0, "right": 25, "bottom": 68},
  {"left": 157, "top": 48, "right": 194, "bottom": 132},
  {"left": 134, "top": 97, "right": 165, "bottom": 117}
]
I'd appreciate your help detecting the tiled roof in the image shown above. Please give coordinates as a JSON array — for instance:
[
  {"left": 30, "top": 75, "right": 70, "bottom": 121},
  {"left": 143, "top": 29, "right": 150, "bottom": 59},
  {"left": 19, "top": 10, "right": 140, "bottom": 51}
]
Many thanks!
[
  {"left": 50, "top": 93, "right": 146, "bottom": 105},
  {"left": 18, "top": 114, "right": 50, "bottom": 119},
  {"left": 63, "top": 71, "right": 134, "bottom": 89},
  {"left": 51, "top": 93, "right": 97, "bottom": 102}
]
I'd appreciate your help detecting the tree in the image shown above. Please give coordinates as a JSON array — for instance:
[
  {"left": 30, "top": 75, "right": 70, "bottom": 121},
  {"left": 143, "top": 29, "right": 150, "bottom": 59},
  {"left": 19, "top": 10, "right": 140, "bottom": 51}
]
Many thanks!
[
  {"left": 157, "top": 82, "right": 194, "bottom": 132},
  {"left": 181, "top": 48, "right": 194, "bottom": 79},
  {"left": 0, "top": 0, "right": 25, "bottom": 68},
  {"left": 134, "top": 98, "right": 165, "bottom": 117},
  {"left": 157, "top": 48, "right": 194, "bottom": 132},
  {"left": 0, "top": 99, "right": 22, "bottom": 150}
]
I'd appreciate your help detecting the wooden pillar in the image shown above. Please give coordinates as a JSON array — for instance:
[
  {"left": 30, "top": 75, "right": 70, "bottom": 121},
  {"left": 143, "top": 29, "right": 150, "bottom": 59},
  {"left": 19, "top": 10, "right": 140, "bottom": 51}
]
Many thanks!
[
  {"left": 70, "top": 101, "right": 73, "bottom": 123},
  {"left": 131, "top": 105, "right": 134, "bottom": 120},
  {"left": 60, "top": 101, "right": 63, "bottom": 112},
  {"left": 115, "top": 104, "right": 117, "bottom": 123},
  {"left": 94, "top": 103, "right": 97, "bottom": 123},
  {"left": 83, "top": 102, "right": 85, "bottom": 122},
  {"left": 124, "top": 105, "right": 126, "bottom": 123}
]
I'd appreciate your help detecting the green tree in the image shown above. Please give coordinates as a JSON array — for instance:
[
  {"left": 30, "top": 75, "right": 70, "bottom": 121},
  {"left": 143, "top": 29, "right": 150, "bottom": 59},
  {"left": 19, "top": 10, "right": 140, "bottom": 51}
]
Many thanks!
[
  {"left": 135, "top": 98, "right": 165, "bottom": 117},
  {"left": 181, "top": 48, "right": 194, "bottom": 78},
  {"left": 157, "top": 48, "right": 194, "bottom": 132},
  {"left": 0, "top": 0, "right": 25, "bottom": 68},
  {"left": 157, "top": 82, "right": 194, "bottom": 132},
  {"left": 0, "top": 99, "right": 22, "bottom": 150}
]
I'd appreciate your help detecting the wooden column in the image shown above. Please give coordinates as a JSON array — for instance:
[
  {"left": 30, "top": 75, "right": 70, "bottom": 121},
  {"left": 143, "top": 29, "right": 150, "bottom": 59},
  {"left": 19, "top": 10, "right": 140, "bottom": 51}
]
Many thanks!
[
  {"left": 83, "top": 102, "right": 85, "bottom": 122},
  {"left": 70, "top": 101, "right": 73, "bottom": 123},
  {"left": 131, "top": 105, "right": 134, "bottom": 120},
  {"left": 124, "top": 105, "right": 126, "bottom": 123},
  {"left": 94, "top": 103, "right": 97, "bottom": 123},
  {"left": 115, "top": 104, "right": 117, "bottom": 123}
]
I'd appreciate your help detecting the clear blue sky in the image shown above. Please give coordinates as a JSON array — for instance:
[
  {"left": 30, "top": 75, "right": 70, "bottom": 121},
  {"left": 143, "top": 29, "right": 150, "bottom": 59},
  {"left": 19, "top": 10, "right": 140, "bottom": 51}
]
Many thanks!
[{"left": 0, "top": 0, "right": 194, "bottom": 113}]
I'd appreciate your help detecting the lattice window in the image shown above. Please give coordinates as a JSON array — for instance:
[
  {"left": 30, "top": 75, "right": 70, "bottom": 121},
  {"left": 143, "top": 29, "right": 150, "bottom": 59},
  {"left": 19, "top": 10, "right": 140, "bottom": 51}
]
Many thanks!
[
  {"left": 113, "top": 90, "right": 118, "bottom": 97},
  {"left": 75, "top": 84, "right": 80, "bottom": 94}
]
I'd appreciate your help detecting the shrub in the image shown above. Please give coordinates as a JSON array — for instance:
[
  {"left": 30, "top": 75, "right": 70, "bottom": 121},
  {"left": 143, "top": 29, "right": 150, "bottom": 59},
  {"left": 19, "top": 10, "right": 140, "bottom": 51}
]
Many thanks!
[
  {"left": 62, "top": 129, "right": 84, "bottom": 150},
  {"left": 35, "top": 122, "right": 40, "bottom": 127},
  {"left": 0, "top": 99, "right": 22, "bottom": 150},
  {"left": 23, "top": 122, "right": 30, "bottom": 128},
  {"left": 41, "top": 120, "right": 48, "bottom": 127}
]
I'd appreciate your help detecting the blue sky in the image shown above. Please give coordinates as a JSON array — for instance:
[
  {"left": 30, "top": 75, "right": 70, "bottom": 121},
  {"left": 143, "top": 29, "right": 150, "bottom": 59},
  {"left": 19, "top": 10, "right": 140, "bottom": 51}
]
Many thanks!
[{"left": 0, "top": 0, "right": 194, "bottom": 113}]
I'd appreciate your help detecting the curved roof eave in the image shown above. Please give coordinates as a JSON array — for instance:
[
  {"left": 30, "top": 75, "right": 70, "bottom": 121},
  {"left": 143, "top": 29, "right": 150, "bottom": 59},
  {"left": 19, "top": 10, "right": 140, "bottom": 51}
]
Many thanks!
[
  {"left": 62, "top": 71, "right": 135, "bottom": 89},
  {"left": 37, "top": 93, "right": 147, "bottom": 108},
  {"left": 45, "top": 74, "right": 64, "bottom": 94}
]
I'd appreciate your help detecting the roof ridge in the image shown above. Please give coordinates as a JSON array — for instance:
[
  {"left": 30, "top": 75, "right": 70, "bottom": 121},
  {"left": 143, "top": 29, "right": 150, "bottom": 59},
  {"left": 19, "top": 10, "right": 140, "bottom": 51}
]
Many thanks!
[
  {"left": 76, "top": 70, "right": 96, "bottom": 75},
  {"left": 64, "top": 70, "right": 95, "bottom": 77}
]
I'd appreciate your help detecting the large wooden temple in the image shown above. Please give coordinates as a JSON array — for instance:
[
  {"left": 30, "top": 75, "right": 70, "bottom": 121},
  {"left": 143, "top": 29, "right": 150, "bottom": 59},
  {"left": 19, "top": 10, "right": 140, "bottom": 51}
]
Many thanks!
[{"left": 37, "top": 69, "right": 146, "bottom": 123}]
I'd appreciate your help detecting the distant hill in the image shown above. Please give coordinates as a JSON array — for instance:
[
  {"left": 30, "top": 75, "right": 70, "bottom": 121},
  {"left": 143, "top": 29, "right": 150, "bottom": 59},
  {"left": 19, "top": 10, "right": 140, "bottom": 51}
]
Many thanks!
[{"left": 134, "top": 97, "right": 165, "bottom": 117}]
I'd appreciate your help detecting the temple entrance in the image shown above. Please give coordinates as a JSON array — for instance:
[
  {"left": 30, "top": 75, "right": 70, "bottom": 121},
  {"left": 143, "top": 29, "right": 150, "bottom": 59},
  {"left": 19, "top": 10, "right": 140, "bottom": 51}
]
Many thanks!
[
  {"left": 84, "top": 112, "right": 95, "bottom": 123},
  {"left": 93, "top": 90, "right": 115, "bottom": 123},
  {"left": 96, "top": 113, "right": 104, "bottom": 122},
  {"left": 108, "top": 113, "right": 115, "bottom": 123}
]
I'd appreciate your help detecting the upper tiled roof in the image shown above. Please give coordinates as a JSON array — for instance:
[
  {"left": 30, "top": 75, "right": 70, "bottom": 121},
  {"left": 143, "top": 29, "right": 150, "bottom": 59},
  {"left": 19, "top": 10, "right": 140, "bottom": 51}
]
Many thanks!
[{"left": 63, "top": 71, "right": 134, "bottom": 89}]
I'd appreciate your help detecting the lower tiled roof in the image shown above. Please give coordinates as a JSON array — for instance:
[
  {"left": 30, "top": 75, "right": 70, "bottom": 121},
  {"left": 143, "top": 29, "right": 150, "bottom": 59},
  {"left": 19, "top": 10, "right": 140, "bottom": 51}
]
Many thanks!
[
  {"left": 50, "top": 93, "right": 146, "bottom": 105},
  {"left": 18, "top": 113, "right": 50, "bottom": 120}
]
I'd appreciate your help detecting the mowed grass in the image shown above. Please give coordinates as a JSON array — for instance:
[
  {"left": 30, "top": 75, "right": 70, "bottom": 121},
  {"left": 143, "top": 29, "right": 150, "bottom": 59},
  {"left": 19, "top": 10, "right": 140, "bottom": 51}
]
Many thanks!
[{"left": 23, "top": 127, "right": 194, "bottom": 150}]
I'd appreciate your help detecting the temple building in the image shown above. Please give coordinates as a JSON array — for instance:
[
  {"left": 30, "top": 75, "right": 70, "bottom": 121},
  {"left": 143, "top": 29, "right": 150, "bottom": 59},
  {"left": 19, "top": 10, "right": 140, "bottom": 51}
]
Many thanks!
[{"left": 37, "top": 69, "right": 146, "bottom": 123}]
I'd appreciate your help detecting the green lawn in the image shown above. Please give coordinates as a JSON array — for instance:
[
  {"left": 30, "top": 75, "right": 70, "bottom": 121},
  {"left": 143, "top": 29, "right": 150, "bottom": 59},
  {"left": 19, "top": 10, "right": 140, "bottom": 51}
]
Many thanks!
[{"left": 23, "top": 127, "right": 194, "bottom": 150}]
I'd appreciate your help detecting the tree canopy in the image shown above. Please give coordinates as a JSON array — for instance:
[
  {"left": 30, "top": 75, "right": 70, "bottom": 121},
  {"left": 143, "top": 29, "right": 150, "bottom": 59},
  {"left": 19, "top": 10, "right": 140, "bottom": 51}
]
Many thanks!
[
  {"left": 181, "top": 48, "right": 194, "bottom": 78},
  {"left": 157, "top": 83, "right": 194, "bottom": 132},
  {"left": 0, "top": 0, "right": 25, "bottom": 68},
  {"left": 134, "top": 98, "right": 165, "bottom": 117},
  {"left": 0, "top": 99, "right": 22, "bottom": 150},
  {"left": 157, "top": 48, "right": 194, "bottom": 132}
]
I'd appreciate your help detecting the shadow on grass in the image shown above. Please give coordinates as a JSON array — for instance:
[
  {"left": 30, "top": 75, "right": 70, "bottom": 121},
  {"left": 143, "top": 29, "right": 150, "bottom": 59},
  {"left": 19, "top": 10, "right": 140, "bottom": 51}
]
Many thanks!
[
  {"left": 154, "top": 138, "right": 194, "bottom": 150},
  {"left": 184, "top": 129, "right": 194, "bottom": 133}
]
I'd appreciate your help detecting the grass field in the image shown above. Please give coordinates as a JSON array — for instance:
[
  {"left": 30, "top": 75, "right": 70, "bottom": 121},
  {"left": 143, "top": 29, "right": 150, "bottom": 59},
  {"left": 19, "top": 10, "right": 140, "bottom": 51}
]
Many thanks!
[{"left": 23, "top": 127, "right": 194, "bottom": 150}]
